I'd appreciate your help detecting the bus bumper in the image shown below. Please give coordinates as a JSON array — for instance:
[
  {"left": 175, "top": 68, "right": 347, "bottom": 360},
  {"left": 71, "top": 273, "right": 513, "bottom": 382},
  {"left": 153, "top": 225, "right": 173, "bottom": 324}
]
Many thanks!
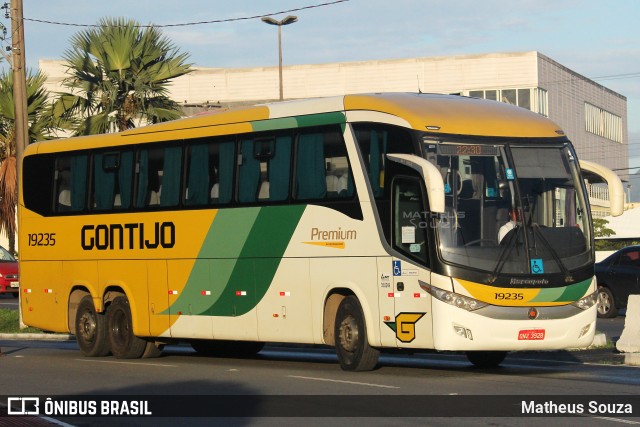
[{"left": 431, "top": 298, "right": 597, "bottom": 351}]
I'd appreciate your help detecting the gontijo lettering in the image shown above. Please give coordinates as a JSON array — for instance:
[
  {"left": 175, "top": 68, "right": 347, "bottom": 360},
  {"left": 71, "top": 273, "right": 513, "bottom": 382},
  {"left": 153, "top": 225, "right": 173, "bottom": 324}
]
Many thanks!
[{"left": 81, "top": 222, "right": 175, "bottom": 250}]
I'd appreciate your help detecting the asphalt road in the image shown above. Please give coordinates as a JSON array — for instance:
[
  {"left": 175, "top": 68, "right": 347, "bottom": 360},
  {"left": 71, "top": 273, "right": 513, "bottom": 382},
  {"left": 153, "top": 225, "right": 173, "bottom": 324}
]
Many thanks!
[{"left": 1, "top": 339, "right": 639, "bottom": 427}]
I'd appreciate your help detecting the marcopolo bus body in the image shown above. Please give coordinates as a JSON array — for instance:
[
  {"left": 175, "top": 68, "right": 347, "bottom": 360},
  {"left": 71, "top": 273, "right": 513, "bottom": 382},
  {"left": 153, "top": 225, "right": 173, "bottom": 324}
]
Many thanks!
[{"left": 19, "top": 93, "right": 624, "bottom": 370}]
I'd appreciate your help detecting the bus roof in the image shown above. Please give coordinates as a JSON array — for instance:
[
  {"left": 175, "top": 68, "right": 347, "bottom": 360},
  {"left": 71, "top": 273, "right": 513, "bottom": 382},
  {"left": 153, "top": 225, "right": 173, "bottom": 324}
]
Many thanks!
[{"left": 26, "top": 93, "right": 564, "bottom": 155}]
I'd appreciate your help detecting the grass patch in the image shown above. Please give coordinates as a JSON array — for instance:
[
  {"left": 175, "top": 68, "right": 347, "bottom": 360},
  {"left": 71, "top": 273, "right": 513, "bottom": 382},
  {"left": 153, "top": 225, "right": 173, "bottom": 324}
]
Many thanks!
[{"left": 0, "top": 309, "right": 44, "bottom": 333}]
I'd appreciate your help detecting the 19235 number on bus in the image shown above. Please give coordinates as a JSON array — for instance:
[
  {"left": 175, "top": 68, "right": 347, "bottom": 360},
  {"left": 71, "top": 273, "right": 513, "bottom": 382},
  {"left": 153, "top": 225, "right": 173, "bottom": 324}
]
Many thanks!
[{"left": 28, "top": 233, "right": 56, "bottom": 246}]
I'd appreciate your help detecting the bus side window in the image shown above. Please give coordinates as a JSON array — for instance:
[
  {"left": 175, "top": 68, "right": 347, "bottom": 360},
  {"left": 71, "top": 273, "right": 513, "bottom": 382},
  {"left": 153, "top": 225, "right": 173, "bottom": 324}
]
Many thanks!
[
  {"left": 55, "top": 154, "right": 88, "bottom": 212},
  {"left": 353, "top": 123, "right": 414, "bottom": 199},
  {"left": 237, "top": 134, "right": 292, "bottom": 204},
  {"left": 392, "top": 177, "right": 429, "bottom": 266},
  {"left": 135, "top": 146, "right": 182, "bottom": 208},
  {"left": 296, "top": 127, "right": 354, "bottom": 201},
  {"left": 296, "top": 132, "right": 326, "bottom": 200},
  {"left": 267, "top": 135, "right": 292, "bottom": 202},
  {"left": 238, "top": 139, "right": 261, "bottom": 203},
  {"left": 185, "top": 142, "right": 210, "bottom": 206},
  {"left": 54, "top": 158, "right": 71, "bottom": 212},
  {"left": 185, "top": 139, "right": 235, "bottom": 206},
  {"left": 92, "top": 151, "right": 134, "bottom": 211}
]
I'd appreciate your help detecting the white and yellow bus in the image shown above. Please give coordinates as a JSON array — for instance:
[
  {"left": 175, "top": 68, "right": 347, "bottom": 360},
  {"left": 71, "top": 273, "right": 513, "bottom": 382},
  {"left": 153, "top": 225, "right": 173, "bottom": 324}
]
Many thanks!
[{"left": 19, "top": 93, "right": 624, "bottom": 370}]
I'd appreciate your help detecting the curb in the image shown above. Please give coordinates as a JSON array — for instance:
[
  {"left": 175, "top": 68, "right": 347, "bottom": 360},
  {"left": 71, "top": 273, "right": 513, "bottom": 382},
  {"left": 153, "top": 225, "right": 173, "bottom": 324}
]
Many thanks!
[
  {"left": 624, "top": 353, "right": 640, "bottom": 366},
  {"left": 0, "top": 333, "right": 74, "bottom": 340}
]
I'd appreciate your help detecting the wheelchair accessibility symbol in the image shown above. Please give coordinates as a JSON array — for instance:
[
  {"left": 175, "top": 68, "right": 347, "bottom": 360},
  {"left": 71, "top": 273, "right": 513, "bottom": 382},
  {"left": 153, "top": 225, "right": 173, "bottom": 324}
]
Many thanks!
[
  {"left": 531, "top": 259, "right": 544, "bottom": 274},
  {"left": 393, "top": 260, "right": 402, "bottom": 276}
]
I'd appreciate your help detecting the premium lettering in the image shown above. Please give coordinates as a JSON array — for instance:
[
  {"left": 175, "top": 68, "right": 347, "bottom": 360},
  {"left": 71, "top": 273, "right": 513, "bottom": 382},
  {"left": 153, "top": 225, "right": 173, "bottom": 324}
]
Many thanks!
[
  {"left": 81, "top": 222, "right": 175, "bottom": 250},
  {"left": 310, "top": 227, "right": 357, "bottom": 241}
]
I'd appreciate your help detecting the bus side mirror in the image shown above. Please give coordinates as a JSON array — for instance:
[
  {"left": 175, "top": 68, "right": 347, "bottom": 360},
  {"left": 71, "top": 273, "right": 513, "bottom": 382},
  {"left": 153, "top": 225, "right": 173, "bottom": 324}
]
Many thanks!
[
  {"left": 386, "top": 153, "right": 445, "bottom": 213},
  {"left": 579, "top": 159, "right": 624, "bottom": 217}
]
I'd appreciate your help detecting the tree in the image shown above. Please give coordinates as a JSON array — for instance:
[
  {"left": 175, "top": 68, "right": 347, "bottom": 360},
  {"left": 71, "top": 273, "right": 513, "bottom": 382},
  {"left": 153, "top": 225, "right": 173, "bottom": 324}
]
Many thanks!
[
  {"left": 593, "top": 218, "right": 615, "bottom": 239},
  {"left": 0, "top": 69, "right": 53, "bottom": 254},
  {"left": 53, "top": 17, "right": 192, "bottom": 135}
]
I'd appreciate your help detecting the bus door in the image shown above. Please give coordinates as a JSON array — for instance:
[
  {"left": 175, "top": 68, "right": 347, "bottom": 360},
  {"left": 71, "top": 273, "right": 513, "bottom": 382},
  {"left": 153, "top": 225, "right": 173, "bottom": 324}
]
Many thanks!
[
  {"left": 387, "top": 176, "right": 434, "bottom": 349},
  {"left": 147, "top": 260, "right": 170, "bottom": 337}
]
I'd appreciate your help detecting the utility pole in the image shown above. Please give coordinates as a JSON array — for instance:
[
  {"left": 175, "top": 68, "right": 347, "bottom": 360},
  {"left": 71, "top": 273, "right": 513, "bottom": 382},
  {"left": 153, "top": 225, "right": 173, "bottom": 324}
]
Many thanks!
[
  {"left": 11, "top": 0, "right": 28, "bottom": 166},
  {"left": 9, "top": 0, "right": 27, "bottom": 330}
]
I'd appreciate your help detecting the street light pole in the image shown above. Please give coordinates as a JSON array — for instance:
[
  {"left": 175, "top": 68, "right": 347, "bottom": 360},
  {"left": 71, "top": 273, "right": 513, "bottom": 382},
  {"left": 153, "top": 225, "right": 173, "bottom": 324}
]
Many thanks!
[{"left": 261, "top": 15, "right": 298, "bottom": 101}]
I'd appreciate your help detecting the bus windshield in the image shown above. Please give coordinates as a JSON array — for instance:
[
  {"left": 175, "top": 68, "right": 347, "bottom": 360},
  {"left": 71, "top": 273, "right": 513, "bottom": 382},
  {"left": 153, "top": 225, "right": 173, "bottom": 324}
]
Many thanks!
[{"left": 425, "top": 141, "right": 592, "bottom": 277}]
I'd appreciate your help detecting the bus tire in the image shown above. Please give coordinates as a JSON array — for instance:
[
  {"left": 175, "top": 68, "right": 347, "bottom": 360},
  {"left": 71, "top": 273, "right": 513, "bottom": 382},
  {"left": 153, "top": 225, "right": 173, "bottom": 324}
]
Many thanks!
[
  {"left": 107, "top": 296, "right": 146, "bottom": 359},
  {"left": 334, "top": 295, "right": 380, "bottom": 371},
  {"left": 141, "top": 341, "right": 165, "bottom": 359},
  {"left": 75, "top": 295, "right": 110, "bottom": 357},
  {"left": 466, "top": 351, "right": 507, "bottom": 368}
]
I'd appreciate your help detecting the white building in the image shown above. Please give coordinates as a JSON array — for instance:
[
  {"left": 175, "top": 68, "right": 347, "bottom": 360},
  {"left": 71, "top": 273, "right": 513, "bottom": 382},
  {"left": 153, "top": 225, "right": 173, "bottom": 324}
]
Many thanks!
[{"left": 38, "top": 50, "right": 627, "bottom": 218}]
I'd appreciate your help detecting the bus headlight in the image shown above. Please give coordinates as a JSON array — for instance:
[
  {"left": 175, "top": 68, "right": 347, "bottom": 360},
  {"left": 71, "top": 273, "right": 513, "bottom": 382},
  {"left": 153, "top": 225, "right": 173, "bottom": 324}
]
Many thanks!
[
  {"left": 571, "top": 292, "right": 598, "bottom": 310},
  {"left": 420, "top": 282, "right": 488, "bottom": 312}
]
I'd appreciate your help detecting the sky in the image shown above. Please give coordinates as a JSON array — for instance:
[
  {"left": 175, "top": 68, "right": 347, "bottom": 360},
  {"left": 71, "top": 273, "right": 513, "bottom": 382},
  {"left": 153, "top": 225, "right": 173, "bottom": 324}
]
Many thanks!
[{"left": 1, "top": 0, "right": 639, "bottom": 171}]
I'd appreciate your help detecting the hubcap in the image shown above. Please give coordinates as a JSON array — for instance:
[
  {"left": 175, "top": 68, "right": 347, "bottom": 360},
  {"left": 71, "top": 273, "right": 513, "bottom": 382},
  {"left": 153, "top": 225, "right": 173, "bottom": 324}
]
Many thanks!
[
  {"left": 79, "top": 311, "right": 96, "bottom": 341},
  {"left": 339, "top": 315, "right": 358, "bottom": 352}
]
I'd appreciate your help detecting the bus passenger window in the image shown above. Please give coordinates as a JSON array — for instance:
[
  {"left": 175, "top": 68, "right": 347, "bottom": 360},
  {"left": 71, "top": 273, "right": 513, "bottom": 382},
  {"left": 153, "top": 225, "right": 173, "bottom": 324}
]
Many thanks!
[
  {"left": 268, "top": 135, "right": 292, "bottom": 202},
  {"left": 296, "top": 128, "right": 354, "bottom": 201},
  {"left": 296, "top": 133, "right": 327, "bottom": 200},
  {"left": 185, "top": 143, "right": 210, "bottom": 206},
  {"left": 92, "top": 151, "right": 134, "bottom": 211},
  {"left": 238, "top": 140, "right": 261, "bottom": 203},
  {"left": 54, "top": 154, "right": 88, "bottom": 212},
  {"left": 135, "top": 146, "right": 182, "bottom": 208},
  {"left": 237, "top": 135, "right": 291, "bottom": 204},
  {"left": 54, "top": 161, "right": 71, "bottom": 212},
  {"left": 353, "top": 124, "right": 414, "bottom": 198}
]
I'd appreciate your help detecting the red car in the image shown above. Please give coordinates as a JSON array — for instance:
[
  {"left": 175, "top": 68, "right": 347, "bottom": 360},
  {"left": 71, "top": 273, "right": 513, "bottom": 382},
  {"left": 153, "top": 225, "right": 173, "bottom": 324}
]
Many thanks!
[{"left": 0, "top": 246, "right": 18, "bottom": 297}]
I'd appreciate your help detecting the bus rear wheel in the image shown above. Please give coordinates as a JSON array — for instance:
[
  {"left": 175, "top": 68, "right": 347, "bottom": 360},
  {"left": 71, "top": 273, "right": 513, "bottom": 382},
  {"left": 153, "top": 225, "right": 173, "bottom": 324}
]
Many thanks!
[
  {"left": 334, "top": 295, "right": 380, "bottom": 371},
  {"left": 466, "top": 351, "right": 507, "bottom": 368},
  {"left": 107, "top": 296, "right": 146, "bottom": 359},
  {"left": 141, "top": 341, "right": 165, "bottom": 358},
  {"left": 75, "top": 295, "right": 110, "bottom": 357}
]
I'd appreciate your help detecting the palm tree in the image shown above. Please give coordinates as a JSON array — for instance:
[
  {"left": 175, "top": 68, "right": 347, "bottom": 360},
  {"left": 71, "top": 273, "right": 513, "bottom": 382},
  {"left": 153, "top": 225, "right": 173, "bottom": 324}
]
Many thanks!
[
  {"left": 0, "top": 69, "right": 53, "bottom": 254},
  {"left": 53, "top": 17, "right": 192, "bottom": 135}
]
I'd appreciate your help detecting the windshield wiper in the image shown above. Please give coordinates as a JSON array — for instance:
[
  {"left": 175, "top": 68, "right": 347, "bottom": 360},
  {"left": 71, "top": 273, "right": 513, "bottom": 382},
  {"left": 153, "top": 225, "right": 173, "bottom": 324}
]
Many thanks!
[
  {"left": 488, "top": 226, "right": 522, "bottom": 284},
  {"left": 531, "top": 223, "right": 573, "bottom": 283}
]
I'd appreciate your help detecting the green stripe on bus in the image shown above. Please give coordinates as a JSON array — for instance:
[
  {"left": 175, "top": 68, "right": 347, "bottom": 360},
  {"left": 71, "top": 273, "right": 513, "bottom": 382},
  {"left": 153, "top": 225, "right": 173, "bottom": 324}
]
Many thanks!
[
  {"left": 530, "top": 278, "right": 592, "bottom": 303},
  {"left": 250, "top": 112, "right": 346, "bottom": 132},
  {"left": 165, "top": 205, "right": 306, "bottom": 317},
  {"left": 251, "top": 117, "right": 298, "bottom": 132},
  {"left": 161, "top": 208, "right": 261, "bottom": 315},
  {"left": 295, "top": 112, "right": 346, "bottom": 128},
  {"left": 555, "top": 278, "right": 592, "bottom": 302},
  {"left": 530, "top": 286, "right": 565, "bottom": 302},
  {"left": 201, "top": 205, "right": 305, "bottom": 316}
]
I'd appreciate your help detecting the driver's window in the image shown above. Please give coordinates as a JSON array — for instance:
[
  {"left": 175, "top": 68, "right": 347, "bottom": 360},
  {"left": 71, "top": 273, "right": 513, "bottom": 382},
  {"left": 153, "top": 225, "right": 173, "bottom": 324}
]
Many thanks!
[{"left": 392, "top": 177, "right": 429, "bottom": 267}]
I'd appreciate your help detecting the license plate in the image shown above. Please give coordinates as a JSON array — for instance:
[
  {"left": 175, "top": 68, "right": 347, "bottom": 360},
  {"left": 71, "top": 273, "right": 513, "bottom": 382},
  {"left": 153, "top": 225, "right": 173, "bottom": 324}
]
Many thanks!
[
  {"left": 10, "top": 281, "right": 19, "bottom": 288},
  {"left": 518, "top": 329, "right": 545, "bottom": 340}
]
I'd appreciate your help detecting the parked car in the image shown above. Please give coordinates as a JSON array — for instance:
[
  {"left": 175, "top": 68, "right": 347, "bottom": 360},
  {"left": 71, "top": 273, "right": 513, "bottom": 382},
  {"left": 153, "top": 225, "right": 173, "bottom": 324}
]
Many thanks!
[
  {"left": 595, "top": 245, "right": 640, "bottom": 318},
  {"left": 0, "top": 245, "right": 18, "bottom": 297}
]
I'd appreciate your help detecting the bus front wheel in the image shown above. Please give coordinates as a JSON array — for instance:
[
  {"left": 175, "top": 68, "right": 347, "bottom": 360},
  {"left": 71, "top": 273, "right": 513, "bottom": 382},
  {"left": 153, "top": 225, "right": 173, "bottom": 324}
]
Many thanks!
[
  {"left": 107, "top": 296, "right": 146, "bottom": 359},
  {"left": 75, "top": 295, "right": 110, "bottom": 357},
  {"left": 334, "top": 295, "right": 380, "bottom": 371}
]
